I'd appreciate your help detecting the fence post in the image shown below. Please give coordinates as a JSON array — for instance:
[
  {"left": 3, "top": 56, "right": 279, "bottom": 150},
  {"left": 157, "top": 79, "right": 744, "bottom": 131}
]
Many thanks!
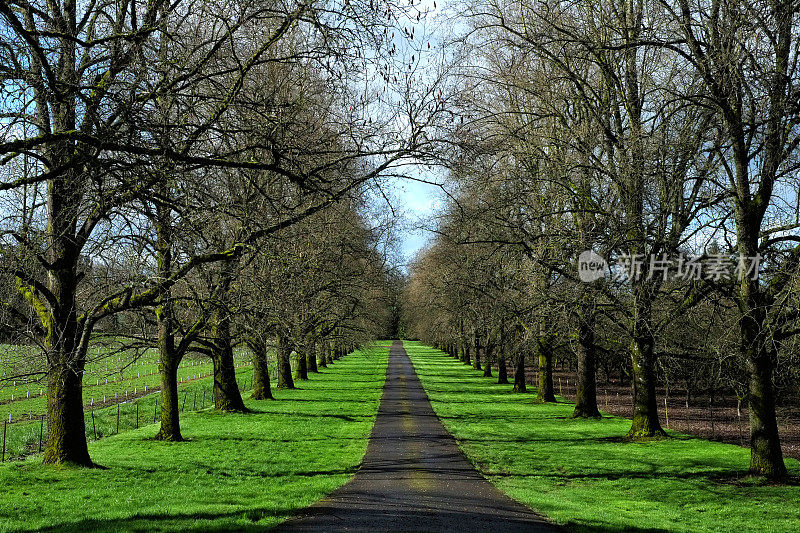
[
  {"left": 193, "top": 392, "right": 197, "bottom": 411},
  {"left": 136, "top": 402, "right": 139, "bottom": 429},
  {"left": 2, "top": 420, "right": 6, "bottom": 462},
  {"left": 709, "top": 397, "right": 715, "bottom": 437},
  {"left": 154, "top": 400, "right": 158, "bottom": 423},
  {"left": 116, "top": 404, "right": 120, "bottom": 434},
  {"left": 39, "top": 415, "right": 44, "bottom": 452},
  {"left": 91, "top": 409, "right": 97, "bottom": 440}
]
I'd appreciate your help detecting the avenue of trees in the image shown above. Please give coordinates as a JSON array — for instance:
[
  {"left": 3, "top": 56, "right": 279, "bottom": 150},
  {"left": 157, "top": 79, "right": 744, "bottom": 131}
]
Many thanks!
[
  {"left": 405, "top": 0, "right": 800, "bottom": 480},
  {"left": 2, "top": 0, "right": 799, "bottom": 486},
  {"left": 0, "top": 0, "right": 434, "bottom": 465}
]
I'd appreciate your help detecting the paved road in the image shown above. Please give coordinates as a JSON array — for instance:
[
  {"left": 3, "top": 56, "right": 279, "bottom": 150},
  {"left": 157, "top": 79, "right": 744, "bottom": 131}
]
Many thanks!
[{"left": 274, "top": 341, "right": 558, "bottom": 532}]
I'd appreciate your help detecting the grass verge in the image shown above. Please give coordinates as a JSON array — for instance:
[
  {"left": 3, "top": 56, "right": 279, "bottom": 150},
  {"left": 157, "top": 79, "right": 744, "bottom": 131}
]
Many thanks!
[
  {"left": 404, "top": 341, "right": 800, "bottom": 533},
  {"left": 0, "top": 344, "right": 390, "bottom": 532}
]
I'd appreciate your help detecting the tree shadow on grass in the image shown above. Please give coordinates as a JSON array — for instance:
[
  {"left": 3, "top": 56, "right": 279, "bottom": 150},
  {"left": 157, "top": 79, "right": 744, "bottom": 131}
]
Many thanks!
[
  {"left": 487, "top": 468, "right": 752, "bottom": 483},
  {"left": 437, "top": 413, "right": 593, "bottom": 423},
  {"left": 265, "top": 397, "right": 378, "bottom": 403},
  {"left": 33, "top": 507, "right": 298, "bottom": 533},
  {"left": 561, "top": 521, "right": 671, "bottom": 533},
  {"left": 478, "top": 451, "right": 774, "bottom": 485}
]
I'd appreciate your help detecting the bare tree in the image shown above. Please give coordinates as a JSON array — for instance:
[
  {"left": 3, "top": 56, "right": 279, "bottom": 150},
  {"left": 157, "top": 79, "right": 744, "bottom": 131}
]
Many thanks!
[
  {"left": 0, "top": 0, "right": 437, "bottom": 464},
  {"left": 662, "top": 0, "right": 800, "bottom": 478}
]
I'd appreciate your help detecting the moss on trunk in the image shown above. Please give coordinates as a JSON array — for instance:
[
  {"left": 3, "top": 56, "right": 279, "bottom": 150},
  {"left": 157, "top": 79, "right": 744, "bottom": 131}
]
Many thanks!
[
  {"left": 250, "top": 338, "right": 274, "bottom": 400},
  {"left": 295, "top": 344, "right": 309, "bottom": 380},
  {"left": 627, "top": 333, "right": 666, "bottom": 439},
  {"left": 43, "top": 361, "right": 92, "bottom": 466},
  {"left": 318, "top": 341, "right": 328, "bottom": 368},
  {"left": 743, "top": 322, "right": 787, "bottom": 479},
  {"left": 155, "top": 358, "right": 182, "bottom": 441}
]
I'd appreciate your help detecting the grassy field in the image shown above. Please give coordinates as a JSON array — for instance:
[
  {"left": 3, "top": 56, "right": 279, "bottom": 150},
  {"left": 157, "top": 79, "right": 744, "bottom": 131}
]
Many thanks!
[
  {"left": 0, "top": 343, "right": 390, "bottom": 532},
  {"left": 1, "top": 363, "right": 258, "bottom": 461},
  {"left": 1, "top": 348, "right": 256, "bottom": 460},
  {"left": 0, "top": 344, "right": 253, "bottom": 423},
  {"left": 404, "top": 341, "right": 800, "bottom": 533}
]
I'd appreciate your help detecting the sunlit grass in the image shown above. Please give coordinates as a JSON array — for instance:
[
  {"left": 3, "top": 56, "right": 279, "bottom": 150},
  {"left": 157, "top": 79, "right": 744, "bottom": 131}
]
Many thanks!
[
  {"left": 404, "top": 341, "right": 800, "bottom": 532},
  {"left": 0, "top": 345, "right": 389, "bottom": 532},
  {"left": 0, "top": 344, "right": 253, "bottom": 422},
  {"left": 0, "top": 363, "right": 258, "bottom": 460}
]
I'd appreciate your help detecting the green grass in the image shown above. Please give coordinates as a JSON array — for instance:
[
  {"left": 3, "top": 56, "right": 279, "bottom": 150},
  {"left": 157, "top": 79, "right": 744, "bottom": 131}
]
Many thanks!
[
  {"left": 0, "top": 344, "right": 390, "bottom": 532},
  {"left": 404, "top": 341, "right": 800, "bottom": 533},
  {"left": 1, "top": 362, "right": 258, "bottom": 460},
  {"left": 1, "top": 345, "right": 253, "bottom": 422}
]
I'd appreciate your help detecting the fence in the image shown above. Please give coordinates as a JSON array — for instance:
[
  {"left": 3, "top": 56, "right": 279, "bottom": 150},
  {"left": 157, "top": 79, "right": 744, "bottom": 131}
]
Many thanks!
[{"left": 1, "top": 364, "right": 266, "bottom": 462}]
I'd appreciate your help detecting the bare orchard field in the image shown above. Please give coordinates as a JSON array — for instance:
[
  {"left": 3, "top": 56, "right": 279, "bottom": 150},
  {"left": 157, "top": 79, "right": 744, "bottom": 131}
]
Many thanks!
[{"left": 510, "top": 363, "right": 800, "bottom": 461}]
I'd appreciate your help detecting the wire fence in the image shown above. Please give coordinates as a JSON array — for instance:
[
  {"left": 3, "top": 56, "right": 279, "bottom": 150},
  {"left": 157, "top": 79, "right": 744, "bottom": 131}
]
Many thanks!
[{"left": 1, "top": 363, "right": 271, "bottom": 462}]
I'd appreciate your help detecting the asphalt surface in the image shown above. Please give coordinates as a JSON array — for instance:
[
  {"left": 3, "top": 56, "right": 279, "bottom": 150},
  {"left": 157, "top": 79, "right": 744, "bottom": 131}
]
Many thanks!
[{"left": 273, "top": 341, "right": 558, "bottom": 532}]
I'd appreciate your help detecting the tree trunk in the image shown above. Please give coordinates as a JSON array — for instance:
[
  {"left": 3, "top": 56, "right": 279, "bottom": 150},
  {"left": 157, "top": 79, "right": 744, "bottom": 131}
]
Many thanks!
[
  {"left": 497, "top": 353, "right": 508, "bottom": 384},
  {"left": 318, "top": 341, "right": 328, "bottom": 368},
  {"left": 573, "top": 303, "right": 601, "bottom": 418},
  {"left": 276, "top": 333, "right": 295, "bottom": 389},
  {"left": 212, "top": 342, "right": 247, "bottom": 412},
  {"left": 250, "top": 338, "right": 273, "bottom": 400},
  {"left": 497, "top": 323, "right": 509, "bottom": 384},
  {"left": 34, "top": 10, "right": 94, "bottom": 466},
  {"left": 747, "top": 350, "right": 785, "bottom": 478},
  {"left": 154, "top": 311, "right": 183, "bottom": 440},
  {"left": 512, "top": 352, "right": 526, "bottom": 393},
  {"left": 307, "top": 339, "right": 318, "bottom": 373},
  {"left": 740, "top": 272, "right": 786, "bottom": 478},
  {"left": 295, "top": 344, "right": 309, "bottom": 380},
  {"left": 472, "top": 333, "right": 481, "bottom": 371},
  {"left": 44, "top": 359, "right": 92, "bottom": 466},
  {"left": 154, "top": 200, "right": 183, "bottom": 441},
  {"left": 483, "top": 343, "right": 493, "bottom": 377},
  {"left": 536, "top": 337, "right": 556, "bottom": 403},
  {"left": 40, "top": 155, "right": 92, "bottom": 464},
  {"left": 627, "top": 325, "right": 665, "bottom": 438},
  {"left": 41, "top": 241, "right": 91, "bottom": 464},
  {"left": 209, "top": 261, "right": 247, "bottom": 412},
  {"left": 615, "top": 0, "right": 663, "bottom": 439}
]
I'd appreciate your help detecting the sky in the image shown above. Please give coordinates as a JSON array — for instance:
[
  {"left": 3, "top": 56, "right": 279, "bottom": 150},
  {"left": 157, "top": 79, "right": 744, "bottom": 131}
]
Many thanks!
[
  {"left": 377, "top": 0, "right": 451, "bottom": 268},
  {"left": 383, "top": 169, "right": 449, "bottom": 269}
]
